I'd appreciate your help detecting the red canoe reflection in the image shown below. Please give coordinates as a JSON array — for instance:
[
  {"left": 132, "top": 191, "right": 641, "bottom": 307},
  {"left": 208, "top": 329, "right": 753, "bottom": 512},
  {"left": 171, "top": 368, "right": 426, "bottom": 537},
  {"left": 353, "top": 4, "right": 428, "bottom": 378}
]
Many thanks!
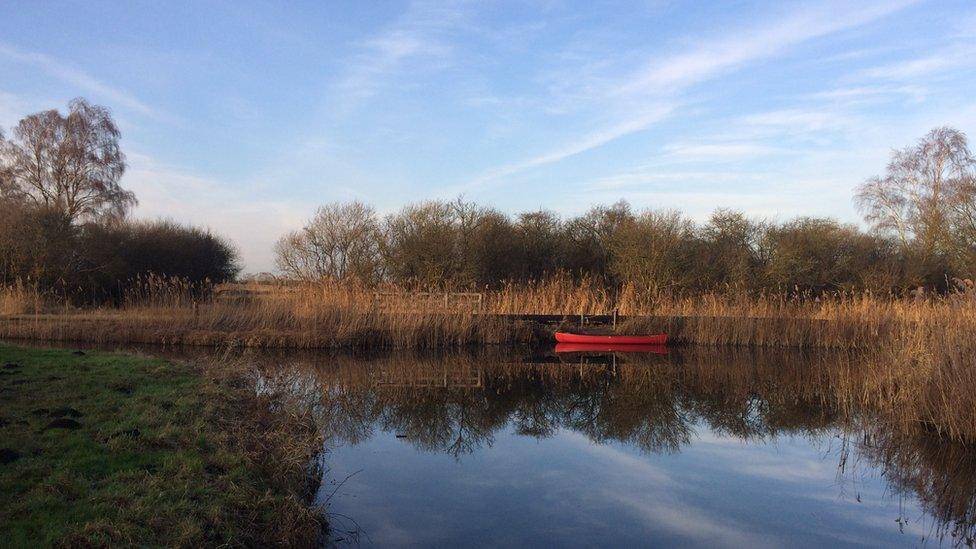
[
  {"left": 554, "top": 343, "right": 669, "bottom": 354},
  {"left": 554, "top": 332, "right": 668, "bottom": 345}
]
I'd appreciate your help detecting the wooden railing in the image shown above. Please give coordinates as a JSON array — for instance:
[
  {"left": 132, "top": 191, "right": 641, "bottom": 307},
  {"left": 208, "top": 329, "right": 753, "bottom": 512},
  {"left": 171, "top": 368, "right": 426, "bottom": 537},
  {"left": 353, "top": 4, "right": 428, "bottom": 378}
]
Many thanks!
[{"left": 371, "top": 291, "right": 484, "bottom": 313}]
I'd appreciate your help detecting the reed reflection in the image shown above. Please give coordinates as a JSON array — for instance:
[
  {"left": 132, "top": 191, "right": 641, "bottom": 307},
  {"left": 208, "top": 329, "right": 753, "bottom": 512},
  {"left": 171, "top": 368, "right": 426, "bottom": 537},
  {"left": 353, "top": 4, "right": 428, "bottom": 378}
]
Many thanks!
[
  {"left": 244, "top": 346, "right": 975, "bottom": 544},
  {"left": 279, "top": 348, "right": 843, "bottom": 456}
]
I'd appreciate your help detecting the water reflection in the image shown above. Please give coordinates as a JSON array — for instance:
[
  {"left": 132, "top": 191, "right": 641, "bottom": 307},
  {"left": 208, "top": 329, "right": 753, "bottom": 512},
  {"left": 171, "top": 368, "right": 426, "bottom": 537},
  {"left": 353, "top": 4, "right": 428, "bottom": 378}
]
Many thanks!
[
  {"left": 240, "top": 346, "right": 976, "bottom": 547},
  {"left": 282, "top": 348, "right": 843, "bottom": 457}
]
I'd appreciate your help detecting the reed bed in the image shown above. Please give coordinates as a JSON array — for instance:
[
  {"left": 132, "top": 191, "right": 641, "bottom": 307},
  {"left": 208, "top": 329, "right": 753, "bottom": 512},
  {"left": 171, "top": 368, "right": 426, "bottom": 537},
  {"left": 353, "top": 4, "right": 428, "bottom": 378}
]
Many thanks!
[
  {"left": 1, "top": 277, "right": 973, "bottom": 351},
  {"left": 0, "top": 281, "right": 42, "bottom": 315},
  {"left": 2, "top": 277, "right": 974, "bottom": 443},
  {"left": 0, "top": 280, "right": 535, "bottom": 349}
]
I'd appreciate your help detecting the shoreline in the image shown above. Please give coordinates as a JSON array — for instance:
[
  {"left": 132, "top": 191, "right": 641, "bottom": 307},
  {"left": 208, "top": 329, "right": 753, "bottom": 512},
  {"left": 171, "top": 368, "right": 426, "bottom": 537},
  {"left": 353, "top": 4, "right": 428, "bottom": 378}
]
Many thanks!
[{"left": 0, "top": 310, "right": 902, "bottom": 350}]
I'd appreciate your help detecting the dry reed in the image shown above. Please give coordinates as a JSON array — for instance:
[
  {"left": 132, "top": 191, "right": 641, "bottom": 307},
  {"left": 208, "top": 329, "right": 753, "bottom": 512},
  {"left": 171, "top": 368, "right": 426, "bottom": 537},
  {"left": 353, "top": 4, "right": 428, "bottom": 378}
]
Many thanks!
[
  {"left": 2, "top": 277, "right": 974, "bottom": 443},
  {"left": 0, "top": 281, "right": 43, "bottom": 315}
]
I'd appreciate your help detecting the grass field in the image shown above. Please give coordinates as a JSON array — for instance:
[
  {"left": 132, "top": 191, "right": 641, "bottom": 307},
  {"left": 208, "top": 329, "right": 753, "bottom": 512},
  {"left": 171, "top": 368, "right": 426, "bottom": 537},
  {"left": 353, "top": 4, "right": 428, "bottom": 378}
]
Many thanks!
[{"left": 0, "top": 345, "right": 323, "bottom": 547}]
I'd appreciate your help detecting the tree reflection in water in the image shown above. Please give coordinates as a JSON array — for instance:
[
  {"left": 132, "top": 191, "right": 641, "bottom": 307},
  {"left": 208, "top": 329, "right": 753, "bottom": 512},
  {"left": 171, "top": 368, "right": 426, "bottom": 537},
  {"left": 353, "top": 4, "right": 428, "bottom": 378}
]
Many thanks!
[{"left": 246, "top": 346, "right": 975, "bottom": 545}]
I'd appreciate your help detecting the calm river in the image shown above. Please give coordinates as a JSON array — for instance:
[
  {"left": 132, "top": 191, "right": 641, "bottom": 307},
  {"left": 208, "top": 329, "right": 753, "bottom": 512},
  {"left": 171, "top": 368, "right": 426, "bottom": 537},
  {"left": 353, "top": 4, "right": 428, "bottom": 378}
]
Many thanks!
[{"left": 245, "top": 346, "right": 975, "bottom": 548}]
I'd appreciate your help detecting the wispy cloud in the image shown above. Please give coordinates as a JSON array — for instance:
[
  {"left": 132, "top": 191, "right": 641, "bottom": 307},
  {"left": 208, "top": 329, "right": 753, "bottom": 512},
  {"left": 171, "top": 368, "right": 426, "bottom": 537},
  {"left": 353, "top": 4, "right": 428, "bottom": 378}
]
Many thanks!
[
  {"left": 663, "top": 142, "right": 779, "bottom": 162},
  {"left": 332, "top": 2, "right": 468, "bottom": 114},
  {"left": 864, "top": 43, "right": 976, "bottom": 80},
  {"left": 807, "top": 85, "right": 928, "bottom": 103},
  {"left": 0, "top": 42, "right": 161, "bottom": 119},
  {"left": 455, "top": 104, "right": 673, "bottom": 194},
  {"left": 587, "top": 169, "right": 766, "bottom": 191},
  {"left": 613, "top": 0, "right": 917, "bottom": 99},
  {"left": 460, "top": 0, "right": 916, "bottom": 191}
]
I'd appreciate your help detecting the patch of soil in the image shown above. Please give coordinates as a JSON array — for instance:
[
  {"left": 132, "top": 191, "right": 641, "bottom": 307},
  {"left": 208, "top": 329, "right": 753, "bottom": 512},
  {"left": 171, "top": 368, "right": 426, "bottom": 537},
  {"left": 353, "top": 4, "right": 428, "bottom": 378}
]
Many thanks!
[
  {"left": 43, "top": 418, "right": 81, "bottom": 430},
  {"left": 204, "top": 463, "right": 226, "bottom": 476},
  {"left": 30, "top": 408, "right": 50, "bottom": 416},
  {"left": 48, "top": 407, "right": 83, "bottom": 418},
  {"left": 110, "top": 382, "right": 135, "bottom": 395},
  {"left": 71, "top": 350, "right": 86, "bottom": 356},
  {"left": 46, "top": 376, "right": 64, "bottom": 382},
  {"left": 3, "top": 362, "right": 20, "bottom": 369},
  {"left": 0, "top": 448, "right": 20, "bottom": 464}
]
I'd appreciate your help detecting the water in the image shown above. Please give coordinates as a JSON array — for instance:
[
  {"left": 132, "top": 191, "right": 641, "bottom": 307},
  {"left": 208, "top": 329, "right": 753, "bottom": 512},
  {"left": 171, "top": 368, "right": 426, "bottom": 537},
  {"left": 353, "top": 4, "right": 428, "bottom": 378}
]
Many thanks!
[{"left": 283, "top": 347, "right": 975, "bottom": 548}]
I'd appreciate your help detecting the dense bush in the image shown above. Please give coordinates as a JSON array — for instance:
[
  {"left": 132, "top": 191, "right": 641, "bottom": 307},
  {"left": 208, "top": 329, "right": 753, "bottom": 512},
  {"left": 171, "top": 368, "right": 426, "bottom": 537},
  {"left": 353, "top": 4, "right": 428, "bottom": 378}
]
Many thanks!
[{"left": 0, "top": 208, "right": 240, "bottom": 305}]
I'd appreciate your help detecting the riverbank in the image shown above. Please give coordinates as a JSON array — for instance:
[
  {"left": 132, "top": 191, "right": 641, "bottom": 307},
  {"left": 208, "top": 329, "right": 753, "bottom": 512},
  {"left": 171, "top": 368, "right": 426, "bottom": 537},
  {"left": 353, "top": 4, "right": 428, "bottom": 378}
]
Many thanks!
[
  {"left": 2, "top": 280, "right": 975, "bottom": 445},
  {"left": 2, "top": 280, "right": 972, "bottom": 350},
  {"left": 0, "top": 345, "right": 324, "bottom": 547}
]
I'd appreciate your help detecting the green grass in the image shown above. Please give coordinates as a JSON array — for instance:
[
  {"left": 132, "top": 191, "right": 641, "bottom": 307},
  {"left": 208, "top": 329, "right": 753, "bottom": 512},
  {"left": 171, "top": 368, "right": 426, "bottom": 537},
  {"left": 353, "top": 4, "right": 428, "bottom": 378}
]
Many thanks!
[{"left": 0, "top": 344, "right": 323, "bottom": 547}]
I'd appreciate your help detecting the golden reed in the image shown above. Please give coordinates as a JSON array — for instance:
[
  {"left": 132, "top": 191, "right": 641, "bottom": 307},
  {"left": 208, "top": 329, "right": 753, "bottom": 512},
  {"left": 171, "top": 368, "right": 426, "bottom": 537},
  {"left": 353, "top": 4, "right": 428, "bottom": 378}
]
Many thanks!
[{"left": 2, "top": 277, "right": 974, "bottom": 443}]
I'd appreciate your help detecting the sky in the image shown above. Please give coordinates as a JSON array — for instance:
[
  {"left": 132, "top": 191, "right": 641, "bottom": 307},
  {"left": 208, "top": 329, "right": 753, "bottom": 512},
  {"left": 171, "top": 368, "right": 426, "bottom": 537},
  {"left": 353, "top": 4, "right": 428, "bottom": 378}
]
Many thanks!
[{"left": 1, "top": 0, "right": 975, "bottom": 273}]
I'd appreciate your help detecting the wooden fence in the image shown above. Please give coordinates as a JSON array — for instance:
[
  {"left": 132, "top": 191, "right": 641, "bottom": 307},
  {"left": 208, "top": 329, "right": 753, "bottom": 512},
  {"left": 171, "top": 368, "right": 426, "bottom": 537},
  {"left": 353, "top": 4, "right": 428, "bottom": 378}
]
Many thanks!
[{"left": 371, "top": 291, "right": 484, "bottom": 313}]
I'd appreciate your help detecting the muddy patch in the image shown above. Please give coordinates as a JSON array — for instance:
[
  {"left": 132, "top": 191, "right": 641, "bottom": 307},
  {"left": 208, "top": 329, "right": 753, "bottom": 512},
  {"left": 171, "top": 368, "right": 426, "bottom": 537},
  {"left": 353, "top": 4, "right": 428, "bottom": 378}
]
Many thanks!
[
  {"left": 43, "top": 418, "right": 82, "bottom": 431},
  {"left": 110, "top": 382, "right": 135, "bottom": 395},
  {"left": 48, "top": 407, "right": 83, "bottom": 418},
  {"left": 0, "top": 448, "right": 20, "bottom": 464}
]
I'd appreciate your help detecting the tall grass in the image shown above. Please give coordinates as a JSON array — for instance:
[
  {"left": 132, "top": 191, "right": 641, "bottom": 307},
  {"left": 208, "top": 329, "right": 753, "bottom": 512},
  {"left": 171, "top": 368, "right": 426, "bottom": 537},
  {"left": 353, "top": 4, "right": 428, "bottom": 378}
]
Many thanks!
[
  {"left": 0, "top": 281, "right": 43, "bottom": 315},
  {"left": 0, "top": 279, "right": 534, "bottom": 348},
  {"left": 1, "top": 277, "right": 974, "bottom": 443},
  {"left": 2, "top": 276, "right": 974, "bottom": 350}
]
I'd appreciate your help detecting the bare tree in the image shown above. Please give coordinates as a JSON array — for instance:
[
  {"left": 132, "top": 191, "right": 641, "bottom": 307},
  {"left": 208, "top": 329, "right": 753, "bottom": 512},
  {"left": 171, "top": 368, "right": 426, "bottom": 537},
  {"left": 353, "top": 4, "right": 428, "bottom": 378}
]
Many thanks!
[
  {"left": 275, "top": 201, "right": 382, "bottom": 282},
  {"left": 855, "top": 127, "right": 975, "bottom": 256},
  {"left": 564, "top": 200, "right": 633, "bottom": 281},
  {"left": 699, "top": 208, "right": 765, "bottom": 290},
  {"left": 0, "top": 98, "right": 135, "bottom": 223},
  {"left": 610, "top": 209, "right": 694, "bottom": 294},
  {"left": 382, "top": 201, "right": 458, "bottom": 287}
]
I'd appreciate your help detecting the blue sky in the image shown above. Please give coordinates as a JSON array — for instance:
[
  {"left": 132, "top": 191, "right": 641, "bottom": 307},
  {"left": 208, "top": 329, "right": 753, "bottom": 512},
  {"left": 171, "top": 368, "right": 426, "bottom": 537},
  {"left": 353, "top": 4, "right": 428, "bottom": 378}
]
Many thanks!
[{"left": 2, "top": 1, "right": 975, "bottom": 272}]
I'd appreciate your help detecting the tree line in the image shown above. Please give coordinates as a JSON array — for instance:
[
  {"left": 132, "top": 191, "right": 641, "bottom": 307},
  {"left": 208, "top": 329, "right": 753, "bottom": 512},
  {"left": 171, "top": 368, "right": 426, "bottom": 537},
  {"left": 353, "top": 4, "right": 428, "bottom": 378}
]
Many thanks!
[
  {"left": 3, "top": 98, "right": 973, "bottom": 302},
  {"left": 276, "top": 127, "right": 976, "bottom": 295},
  {"left": 0, "top": 99, "right": 239, "bottom": 304}
]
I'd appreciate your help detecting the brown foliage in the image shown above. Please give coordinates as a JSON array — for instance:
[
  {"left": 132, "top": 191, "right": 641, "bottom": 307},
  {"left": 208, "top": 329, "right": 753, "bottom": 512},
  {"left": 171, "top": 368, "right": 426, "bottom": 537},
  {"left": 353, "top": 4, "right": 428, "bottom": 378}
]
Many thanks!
[{"left": 0, "top": 98, "right": 134, "bottom": 223}]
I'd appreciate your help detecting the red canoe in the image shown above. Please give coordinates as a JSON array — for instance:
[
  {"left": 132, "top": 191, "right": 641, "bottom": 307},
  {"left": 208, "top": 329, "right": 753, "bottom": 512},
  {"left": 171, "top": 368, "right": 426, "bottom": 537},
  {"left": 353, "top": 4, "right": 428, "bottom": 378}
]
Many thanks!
[
  {"left": 554, "top": 332, "right": 668, "bottom": 346},
  {"left": 554, "top": 343, "right": 668, "bottom": 354}
]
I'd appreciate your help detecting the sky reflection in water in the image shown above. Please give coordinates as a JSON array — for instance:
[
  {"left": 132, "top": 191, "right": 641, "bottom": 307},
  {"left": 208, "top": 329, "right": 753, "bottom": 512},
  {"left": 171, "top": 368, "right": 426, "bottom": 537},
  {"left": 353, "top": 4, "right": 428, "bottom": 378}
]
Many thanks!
[{"left": 305, "top": 349, "right": 974, "bottom": 548}]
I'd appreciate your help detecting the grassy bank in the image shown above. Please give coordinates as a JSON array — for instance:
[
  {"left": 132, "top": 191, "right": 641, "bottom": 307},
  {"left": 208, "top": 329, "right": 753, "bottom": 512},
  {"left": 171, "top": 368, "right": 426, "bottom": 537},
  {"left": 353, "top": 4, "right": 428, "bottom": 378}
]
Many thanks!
[{"left": 0, "top": 345, "right": 324, "bottom": 547}]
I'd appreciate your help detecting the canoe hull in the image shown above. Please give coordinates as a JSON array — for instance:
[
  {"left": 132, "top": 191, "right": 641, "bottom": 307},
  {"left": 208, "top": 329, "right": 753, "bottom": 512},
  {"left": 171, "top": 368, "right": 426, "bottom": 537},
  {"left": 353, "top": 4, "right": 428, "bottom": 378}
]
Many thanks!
[
  {"left": 554, "top": 343, "right": 668, "bottom": 354},
  {"left": 554, "top": 332, "right": 668, "bottom": 345}
]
